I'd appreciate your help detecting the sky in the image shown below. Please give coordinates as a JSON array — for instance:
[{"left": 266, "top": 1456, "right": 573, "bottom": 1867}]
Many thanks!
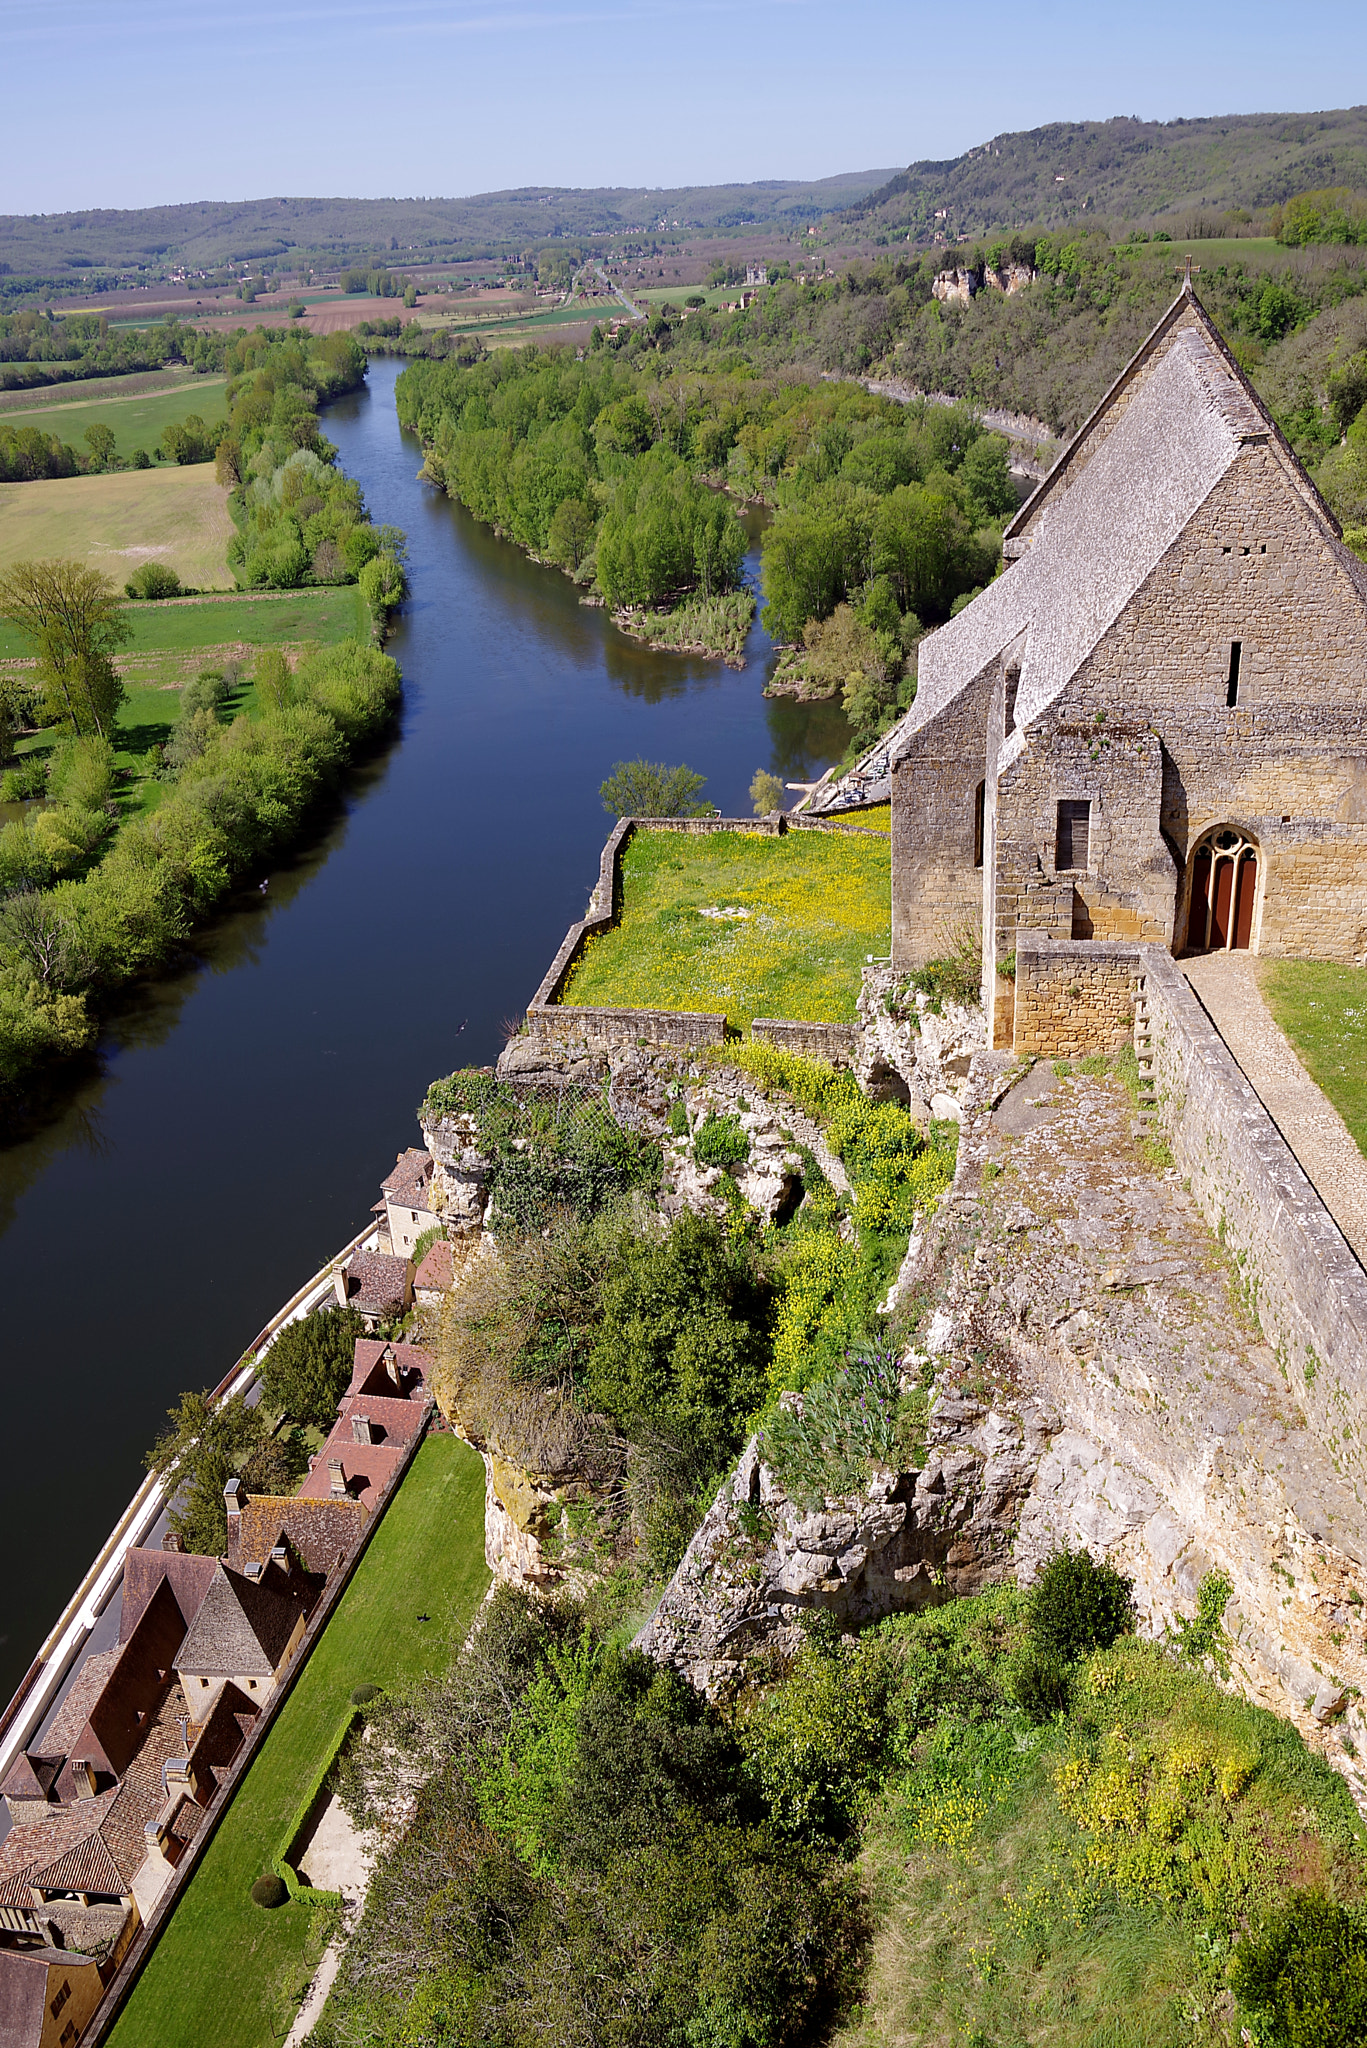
[{"left": 3, "top": 0, "right": 1367, "bottom": 214}]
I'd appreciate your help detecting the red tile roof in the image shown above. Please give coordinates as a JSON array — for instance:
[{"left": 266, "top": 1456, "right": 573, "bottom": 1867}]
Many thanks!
[
  {"left": 347, "top": 1339, "right": 432, "bottom": 1400},
  {"left": 340, "top": 1251, "right": 411, "bottom": 1319},
  {"left": 414, "top": 1240, "right": 453, "bottom": 1293},
  {"left": 381, "top": 1149, "right": 435, "bottom": 1208},
  {"left": 228, "top": 1494, "right": 367, "bottom": 1575},
  {"left": 296, "top": 1442, "right": 405, "bottom": 1508},
  {"left": 0, "top": 1790, "right": 121, "bottom": 1902},
  {"left": 331, "top": 1393, "right": 428, "bottom": 1450}
]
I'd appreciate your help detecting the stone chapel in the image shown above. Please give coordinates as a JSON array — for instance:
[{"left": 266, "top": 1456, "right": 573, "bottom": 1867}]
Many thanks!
[{"left": 888, "top": 279, "right": 1367, "bottom": 1042}]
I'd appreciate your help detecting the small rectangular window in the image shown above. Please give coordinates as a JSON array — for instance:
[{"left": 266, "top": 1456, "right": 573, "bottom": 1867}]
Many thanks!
[
  {"left": 1226, "top": 641, "right": 1242, "bottom": 707},
  {"left": 973, "top": 781, "right": 985, "bottom": 868},
  {"left": 1056, "top": 799, "right": 1090, "bottom": 872}
]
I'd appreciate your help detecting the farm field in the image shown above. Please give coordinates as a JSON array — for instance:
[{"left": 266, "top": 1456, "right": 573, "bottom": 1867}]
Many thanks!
[
  {"left": 2, "top": 378, "right": 229, "bottom": 460},
  {"left": 561, "top": 824, "right": 891, "bottom": 1031},
  {"left": 107, "top": 1434, "right": 490, "bottom": 2048},
  {"left": 0, "top": 462, "right": 233, "bottom": 589},
  {"left": 1260, "top": 958, "right": 1367, "bottom": 1157},
  {"left": 0, "top": 365, "right": 213, "bottom": 415}
]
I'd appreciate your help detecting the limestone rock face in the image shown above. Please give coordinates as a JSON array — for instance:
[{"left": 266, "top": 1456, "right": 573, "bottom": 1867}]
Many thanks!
[
  {"left": 421, "top": 1113, "right": 490, "bottom": 1235},
  {"left": 856, "top": 965, "right": 987, "bottom": 1126}
]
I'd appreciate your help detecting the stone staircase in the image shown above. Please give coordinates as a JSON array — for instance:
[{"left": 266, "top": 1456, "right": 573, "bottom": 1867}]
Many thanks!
[{"left": 1132, "top": 975, "right": 1159, "bottom": 1137}]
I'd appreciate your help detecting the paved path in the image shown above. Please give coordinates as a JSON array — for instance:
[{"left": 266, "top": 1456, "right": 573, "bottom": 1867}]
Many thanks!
[{"left": 1184, "top": 952, "right": 1367, "bottom": 1267}]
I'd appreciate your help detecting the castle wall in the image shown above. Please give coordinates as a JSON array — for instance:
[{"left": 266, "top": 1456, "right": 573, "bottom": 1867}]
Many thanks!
[{"left": 890, "top": 663, "right": 992, "bottom": 969}]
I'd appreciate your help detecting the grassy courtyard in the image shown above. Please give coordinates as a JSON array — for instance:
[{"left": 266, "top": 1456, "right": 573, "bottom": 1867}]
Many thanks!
[
  {"left": 1261, "top": 958, "right": 1367, "bottom": 1156},
  {"left": 560, "top": 824, "right": 891, "bottom": 1031},
  {"left": 0, "top": 461, "right": 234, "bottom": 588},
  {"left": 108, "top": 1433, "right": 490, "bottom": 2048}
]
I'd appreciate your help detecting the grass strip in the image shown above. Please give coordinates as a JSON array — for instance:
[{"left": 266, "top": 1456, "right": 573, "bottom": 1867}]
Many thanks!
[
  {"left": 1260, "top": 957, "right": 1367, "bottom": 1157},
  {"left": 108, "top": 1433, "right": 490, "bottom": 2048}
]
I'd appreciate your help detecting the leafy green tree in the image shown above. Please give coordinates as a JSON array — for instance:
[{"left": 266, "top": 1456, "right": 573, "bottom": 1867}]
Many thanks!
[
  {"left": 750, "top": 769, "right": 785, "bottom": 814},
  {"left": 83, "top": 423, "right": 117, "bottom": 471},
  {"left": 125, "top": 561, "right": 181, "bottom": 600},
  {"left": 0, "top": 559, "right": 130, "bottom": 738},
  {"left": 959, "top": 433, "right": 1017, "bottom": 522},
  {"left": 599, "top": 758, "right": 710, "bottom": 818},
  {"left": 253, "top": 648, "right": 294, "bottom": 712},
  {"left": 145, "top": 1389, "right": 306, "bottom": 1554},
  {"left": 258, "top": 1303, "right": 366, "bottom": 1429},
  {"left": 547, "top": 495, "right": 598, "bottom": 571},
  {"left": 1029, "top": 1546, "right": 1135, "bottom": 1660}
]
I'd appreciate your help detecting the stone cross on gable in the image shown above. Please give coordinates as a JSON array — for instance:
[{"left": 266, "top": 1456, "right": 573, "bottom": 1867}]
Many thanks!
[{"left": 1180, "top": 253, "right": 1202, "bottom": 292}]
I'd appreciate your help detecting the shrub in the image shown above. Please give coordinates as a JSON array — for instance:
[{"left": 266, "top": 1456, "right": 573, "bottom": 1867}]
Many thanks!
[
  {"left": 251, "top": 1872, "right": 287, "bottom": 1908},
  {"left": 750, "top": 768, "right": 785, "bottom": 814},
  {"left": 1009, "top": 1645, "right": 1071, "bottom": 1722},
  {"left": 1029, "top": 1546, "right": 1135, "bottom": 1662},
  {"left": 125, "top": 561, "right": 182, "bottom": 600},
  {"left": 1230, "top": 1894, "right": 1367, "bottom": 2046},
  {"left": 693, "top": 1112, "right": 748, "bottom": 1168},
  {"left": 761, "top": 1342, "right": 903, "bottom": 1506},
  {"left": 351, "top": 1683, "right": 383, "bottom": 1705},
  {"left": 742, "top": 1618, "right": 898, "bottom": 1841}
]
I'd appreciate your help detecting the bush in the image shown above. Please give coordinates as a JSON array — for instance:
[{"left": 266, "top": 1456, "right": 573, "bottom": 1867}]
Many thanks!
[
  {"left": 599, "top": 758, "right": 711, "bottom": 819},
  {"left": 693, "top": 1112, "right": 748, "bottom": 1168},
  {"left": 125, "top": 561, "right": 182, "bottom": 600},
  {"left": 351, "top": 1683, "right": 383, "bottom": 1705},
  {"left": 1008, "top": 1645, "right": 1071, "bottom": 1721},
  {"left": 251, "top": 1872, "right": 287, "bottom": 1908},
  {"left": 1029, "top": 1546, "right": 1135, "bottom": 1662},
  {"left": 1230, "top": 1894, "right": 1367, "bottom": 2046}
]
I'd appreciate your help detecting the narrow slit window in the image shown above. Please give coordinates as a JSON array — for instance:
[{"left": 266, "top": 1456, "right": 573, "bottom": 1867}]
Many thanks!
[
  {"left": 1056, "top": 799, "right": 1090, "bottom": 872},
  {"left": 1226, "top": 641, "right": 1242, "bottom": 707},
  {"left": 973, "top": 781, "right": 985, "bottom": 868},
  {"left": 1004, "top": 672, "right": 1019, "bottom": 735}
]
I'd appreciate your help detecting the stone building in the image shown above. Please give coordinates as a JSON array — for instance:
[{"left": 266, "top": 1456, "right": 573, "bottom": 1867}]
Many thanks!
[{"left": 888, "top": 281, "right": 1367, "bottom": 1043}]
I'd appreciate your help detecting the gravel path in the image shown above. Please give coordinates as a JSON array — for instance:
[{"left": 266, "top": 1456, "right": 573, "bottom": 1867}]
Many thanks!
[{"left": 1183, "top": 952, "right": 1367, "bottom": 1267}]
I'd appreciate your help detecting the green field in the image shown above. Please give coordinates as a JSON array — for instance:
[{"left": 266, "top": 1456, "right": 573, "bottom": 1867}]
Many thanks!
[
  {"left": 0, "top": 367, "right": 215, "bottom": 416},
  {"left": 2, "top": 378, "right": 229, "bottom": 461},
  {"left": 108, "top": 1434, "right": 490, "bottom": 2048},
  {"left": 1260, "top": 958, "right": 1367, "bottom": 1157},
  {"left": 0, "top": 462, "right": 233, "bottom": 589},
  {"left": 1127, "top": 237, "right": 1283, "bottom": 263},
  {"left": 561, "top": 824, "right": 891, "bottom": 1030}
]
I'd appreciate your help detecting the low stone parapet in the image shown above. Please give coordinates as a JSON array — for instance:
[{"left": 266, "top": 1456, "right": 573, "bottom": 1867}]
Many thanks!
[
  {"left": 751, "top": 1017, "right": 859, "bottom": 1065},
  {"left": 1012, "top": 931, "right": 1141, "bottom": 1057}
]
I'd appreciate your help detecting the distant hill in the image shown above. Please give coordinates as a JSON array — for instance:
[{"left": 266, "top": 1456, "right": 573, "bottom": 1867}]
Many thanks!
[
  {"left": 850, "top": 106, "right": 1367, "bottom": 241},
  {"left": 0, "top": 174, "right": 897, "bottom": 283}
]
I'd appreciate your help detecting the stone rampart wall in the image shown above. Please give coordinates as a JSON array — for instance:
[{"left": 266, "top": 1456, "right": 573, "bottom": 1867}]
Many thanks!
[
  {"left": 751, "top": 1018, "right": 859, "bottom": 1064},
  {"left": 1143, "top": 949, "right": 1367, "bottom": 1492},
  {"left": 1011, "top": 932, "right": 1141, "bottom": 1057}
]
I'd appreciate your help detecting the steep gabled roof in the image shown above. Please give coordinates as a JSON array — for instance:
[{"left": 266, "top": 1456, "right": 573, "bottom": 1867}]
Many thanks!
[
  {"left": 176, "top": 1562, "right": 303, "bottom": 1679},
  {"left": 119, "top": 1547, "right": 219, "bottom": 1642},
  {"left": 891, "top": 288, "right": 1367, "bottom": 766},
  {"left": 228, "top": 1493, "right": 367, "bottom": 1575}
]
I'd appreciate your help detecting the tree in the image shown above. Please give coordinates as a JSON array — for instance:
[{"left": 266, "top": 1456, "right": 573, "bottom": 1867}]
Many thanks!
[
  {"left": 253, "top": 648, "right": 294, "bottom": 712},
  {"left": 599, "top": 759, "right": 710, "bottom": 818},
  {"left": 83, "top": 423, "right": 117, "bottom": 471},
  {"left": 1230, "top": 1894, "right": 1367, "bottom": 2047},
  {"left": 547, "top": 495, "right": 597, "bottom": 571},
  {"left": 750, "top": 769, "right": 785, "bottom": 815},
  {"left": 258, "top": 1304, "right": 366, "bottom": 1430},
  {"left": 145, "top": 1389, "right": 306, "bottom": 1554},
  {"left": 0, "top": 559, "right": 130, "bottom": 738}
]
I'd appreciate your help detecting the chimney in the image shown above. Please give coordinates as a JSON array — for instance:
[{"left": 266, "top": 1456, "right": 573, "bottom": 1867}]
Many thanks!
[
  {"left": 162, "top": 1532, "right": 183, "bottom": 1554},
  {"left": 351, "top": 1413, "right": 373, "bottom": 1445},
  {"left": 328, "top": 1459, "right": 346, "bottom": 1500},
  {"left": 224, "top": 1478, "right": 242, "bottom": 1519}
]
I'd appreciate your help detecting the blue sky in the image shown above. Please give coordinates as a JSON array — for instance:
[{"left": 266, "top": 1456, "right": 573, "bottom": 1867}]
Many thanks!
[{"left": 4, "top": 0, "right": 1367, "bottom": 214}]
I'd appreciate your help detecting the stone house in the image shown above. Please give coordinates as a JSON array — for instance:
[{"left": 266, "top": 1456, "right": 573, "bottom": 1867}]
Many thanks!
[
  {"left": 0, "top": 1941, "right": 105, "bottom": 2048},
  {"left": 334, "top": 1249, "right": 412, "bottom": 1328},
  {"left": 173, "top": 1558, "right": 309, "bottom": 1716},
  {"left": 888, "top": 281, "right": 1367, "bottom": 1045},
  {"left": 376, "top": 1149, "right": 440, "bottom": 1262}
]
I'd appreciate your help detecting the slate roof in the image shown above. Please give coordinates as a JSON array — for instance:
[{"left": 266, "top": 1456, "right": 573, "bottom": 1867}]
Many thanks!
[
  {"left": 890, "top": 289, "right": 1367, "bottom": 768},
  {"left": 119, "top": 1547, "right": 218, "bottom": 1643},
  {"left": 348, "top": 1339, "right": 432, "bottom": 1400},
  {"left": 382, "top": 1148, "right": 436, "bottom": 1209},
  {"left": 176, "top": 1562, "right": 304, "bottom": 1680},
  {"left": 228, "top": 1494, "right": 367, "bottom": 1575},
  {"left": 184, "top": 1681, "right": 257, "bottom": 1793}
]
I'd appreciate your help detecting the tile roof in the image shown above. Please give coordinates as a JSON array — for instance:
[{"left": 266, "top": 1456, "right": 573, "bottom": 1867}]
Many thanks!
[
  {"left": 0, "top": 1790, "right": 120, "bottom": 1902},
  {"left": 79, "top": 1577, "right": 185, "bottom": 1778},
  {"left": 381, "top": 1148, "right": 435, "bottom": 1208},
  {"left": 176, "top": 1562, "right": 305, "bottom": 1680},
  {"left": 296, "top": 1442, "right": 405, "bottom": 1508},
  {"left": 0, "top": 1753, "right": 60, "bottom": 1803},
  {"left": 0, "top": 1948, "right": 98, "bottom": 2048},
  {"left": 414, "top": 1241, "right": 454, "bottom": 1294},
  {"left": 119, "top": 1548, "right": 219, "bottom": 1643},
  {"left": 331, "top": 1393, "right": 429, "bottom": 1450},
  {"left": 348, "top": 1338, "right": 432, "bottom": 1400},
  {"left": 184, "top": 1681, "right": 256, "bottom": 1793},
  {"left": 340, "top": 1251, "right": 410, "bottom": 1319},
  {"left": 43, "top": 1652, "right": 120, "bottom": 1763},
  {"left": 228, "top": 1494, "right": 367, "bottom": 1575}
]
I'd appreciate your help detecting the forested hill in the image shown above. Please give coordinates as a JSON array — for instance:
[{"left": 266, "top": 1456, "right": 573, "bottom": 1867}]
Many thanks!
[
  {"left": 0, "top": 173, "right": 896, "bottom": 282},
  {"left": 850, "top": 106, "right": 1367, "bottom": 241}
]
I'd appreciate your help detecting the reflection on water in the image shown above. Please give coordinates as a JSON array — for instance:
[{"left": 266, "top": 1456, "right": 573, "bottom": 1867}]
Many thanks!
[{"left": 0, "top": 359, "right": 848, "bottom": 1699}]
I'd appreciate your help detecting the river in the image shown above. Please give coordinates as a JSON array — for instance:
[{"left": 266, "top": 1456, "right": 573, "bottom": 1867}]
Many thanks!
[{"left": 0, "top": 356, "right": 847, "bottom": 1704}]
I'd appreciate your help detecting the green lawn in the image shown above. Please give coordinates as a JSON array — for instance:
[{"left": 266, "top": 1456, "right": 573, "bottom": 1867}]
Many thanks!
[
  {"left": 1260, "top": 958, "right": 1367, "bottom": 1156},
  {"left": 109, "top": 1433, "right": 490, "bottom": 2048},
  {"left": 0, "top": 587, "right": 368, "bottom": 661},
  {"left": 0, "top": 367, "right": 213, "bottom": 416},
  {"left": 1, "top": 379, "right": 229, "bottom": 460},
  {"left": 561, "top": 824, "right": 890, "bottom": 1031}
]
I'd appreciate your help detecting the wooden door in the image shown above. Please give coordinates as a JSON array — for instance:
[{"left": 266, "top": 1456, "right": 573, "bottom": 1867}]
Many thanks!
[
  {"left": 1211, "top": 856, "right": 1234, "bottom": 949},
  {"left": 1233, "top": 852, "right": 1257, "bottom": 950},
  {"left": 1189, "top": 851, "right": 1212, "bottom": 951}
]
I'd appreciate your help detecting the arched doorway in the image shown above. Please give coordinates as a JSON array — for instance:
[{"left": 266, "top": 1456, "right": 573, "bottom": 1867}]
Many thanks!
[{"left": 1187, "top": 827, "right": 1259, "bottom": 952}]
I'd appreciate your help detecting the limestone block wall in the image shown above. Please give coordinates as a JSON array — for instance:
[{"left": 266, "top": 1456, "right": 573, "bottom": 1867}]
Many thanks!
[
  {"left": 890, "top": 664, "right": 993, "bottom": 969},
  {"left": 1011, "top": 933, "right": 1141, "bottom": 1057},
  {"left": 1143, "top": 948, "right": 1367, "bottom": 1492},
  {"left": 751, "top": 1018, "right": 859, "bottom": 1064}
]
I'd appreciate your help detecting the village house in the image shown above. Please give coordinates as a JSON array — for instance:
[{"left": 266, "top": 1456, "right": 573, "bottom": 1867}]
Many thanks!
[
  {"left": 333, "top": 1248, "right": 412, "bottom": 1327},
  {"left": 888, "top": 280, "right": 1367, "bottom": 1046},
  {"left": 375, "top": 1148, "right": 441, "bottom": 1261},
  {"left": 173, "top": 1558, "right": 310, "bottom": 1716},
  {"left": 0, "top": 1940, "right": 105, "bottom": 2048},
  {"left": 413, "top": 1238, "right": 453, "bottom": 1303}
]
